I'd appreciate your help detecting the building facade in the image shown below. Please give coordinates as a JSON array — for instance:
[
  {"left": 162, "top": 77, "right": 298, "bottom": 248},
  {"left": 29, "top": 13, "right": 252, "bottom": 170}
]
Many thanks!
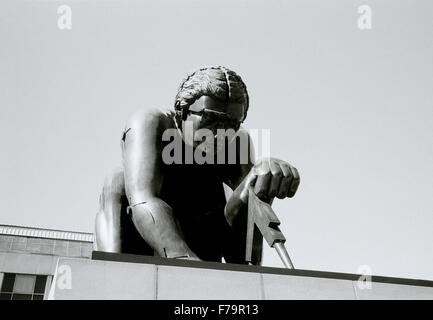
[
  {"left": 0, "top": 224, "right": 93, "bottom": 300},
  {"left": 2, "top": 224, "right": 433, "bottom": 300}
]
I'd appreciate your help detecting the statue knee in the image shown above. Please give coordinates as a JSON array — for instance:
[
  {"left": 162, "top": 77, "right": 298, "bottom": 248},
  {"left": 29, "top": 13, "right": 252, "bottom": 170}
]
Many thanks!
[{"left": 101, "top": 167, "right": 125, "bottom": 204}]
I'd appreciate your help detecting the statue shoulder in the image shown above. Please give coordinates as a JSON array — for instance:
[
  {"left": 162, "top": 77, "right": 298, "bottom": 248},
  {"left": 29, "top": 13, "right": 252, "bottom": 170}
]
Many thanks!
[{"left": 123, "top": 107, "right": 173, "bottom": 137}]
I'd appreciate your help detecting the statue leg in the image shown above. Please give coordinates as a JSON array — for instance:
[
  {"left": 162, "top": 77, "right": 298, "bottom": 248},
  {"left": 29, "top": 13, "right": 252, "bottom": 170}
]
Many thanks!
[
  {"left": 94, "top": 167, "right": 155, "bottom": 256},
  {"left": 94, "top": 167, "right": 125, "bottom": 253}
]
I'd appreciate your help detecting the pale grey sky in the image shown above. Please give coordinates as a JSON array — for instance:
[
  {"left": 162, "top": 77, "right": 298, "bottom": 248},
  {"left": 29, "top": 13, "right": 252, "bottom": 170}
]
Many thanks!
[{"left": 1, "top": 0, "right": 432, "bottom": 280}]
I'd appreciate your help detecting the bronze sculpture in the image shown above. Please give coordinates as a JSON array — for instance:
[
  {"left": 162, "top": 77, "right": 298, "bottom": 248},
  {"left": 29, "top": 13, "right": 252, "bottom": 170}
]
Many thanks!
[{"left": 94, "top": 66, "right": 300, "bottom": 265}]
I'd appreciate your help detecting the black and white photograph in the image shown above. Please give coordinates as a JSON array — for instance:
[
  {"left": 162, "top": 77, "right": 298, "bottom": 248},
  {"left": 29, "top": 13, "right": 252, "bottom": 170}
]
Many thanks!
[{"left": 0, "top": 0, "right": 432, "bottom": 307}]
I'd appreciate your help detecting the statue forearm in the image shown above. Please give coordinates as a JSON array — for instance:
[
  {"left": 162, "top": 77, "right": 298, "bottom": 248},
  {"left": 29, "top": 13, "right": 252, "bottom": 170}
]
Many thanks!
[
  {"left": 130, "top": 197, "right": 199, "bottom": 259},
  {"left": 224, "top": 186, "right": 247, "bottom": 227},
  {"left": 223, "top": 188, "right": 253, "bottom": 265}
]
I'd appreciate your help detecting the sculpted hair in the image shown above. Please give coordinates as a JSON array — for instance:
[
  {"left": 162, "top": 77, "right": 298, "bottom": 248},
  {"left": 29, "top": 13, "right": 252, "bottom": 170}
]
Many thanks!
[{"left": 174, "top": 66, "right": 250, "bottom": 121}]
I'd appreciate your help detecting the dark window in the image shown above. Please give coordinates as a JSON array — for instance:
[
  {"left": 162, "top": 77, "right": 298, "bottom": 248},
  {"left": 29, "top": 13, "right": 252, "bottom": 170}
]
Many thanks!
[
  {"left": 34, "top": 275, "right": 46, "bottom": 294},
  {"left": 1, "top": 273, "right": 15, "bottom": 292},
  {"left": 12, "top": 293, "right": 32, "bottom": 300},
  {"left": 0, "top": 273, "right": 47, "bottom": 300},
  {"left": 0, "top": 293, "right": 12, "bottom": 300}
]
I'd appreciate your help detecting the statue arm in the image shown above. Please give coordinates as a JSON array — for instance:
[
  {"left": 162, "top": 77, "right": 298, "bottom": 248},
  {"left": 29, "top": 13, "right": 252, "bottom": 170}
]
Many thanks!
[
  {"left": 222, "top": 129, "right": 301, "bottom": 265},
  {"left": 221, "top": 129, "right": 259, "bottom": 264},
  {"left": 223, "top": 128, "right": 255, "bottom": 227},
  {"left": 122, "top": 109, "right": 199, "bottom": 259}
]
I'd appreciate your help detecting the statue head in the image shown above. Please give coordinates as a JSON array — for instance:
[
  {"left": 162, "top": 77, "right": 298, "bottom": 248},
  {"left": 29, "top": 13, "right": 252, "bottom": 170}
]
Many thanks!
[{"left": 174, "top": 66, "right": 249, "bottom": 150}]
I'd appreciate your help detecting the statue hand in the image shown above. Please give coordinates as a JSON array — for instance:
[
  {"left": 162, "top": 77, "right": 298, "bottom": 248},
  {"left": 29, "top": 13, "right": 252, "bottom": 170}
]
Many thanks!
[{"left": 239, "top": 157, "right": 300, "bottom": 203}]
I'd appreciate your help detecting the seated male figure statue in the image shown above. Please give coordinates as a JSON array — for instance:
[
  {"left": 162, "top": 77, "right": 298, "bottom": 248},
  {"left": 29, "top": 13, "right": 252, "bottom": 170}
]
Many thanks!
[{"left": 94, "top": 66, "right": 300, "bottom": 264}]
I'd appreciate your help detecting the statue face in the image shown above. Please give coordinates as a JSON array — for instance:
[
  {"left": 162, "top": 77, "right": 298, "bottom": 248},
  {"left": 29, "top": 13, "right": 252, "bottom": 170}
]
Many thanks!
[{"left": 181, "top": 95, "right": 245, "bottom": 150}]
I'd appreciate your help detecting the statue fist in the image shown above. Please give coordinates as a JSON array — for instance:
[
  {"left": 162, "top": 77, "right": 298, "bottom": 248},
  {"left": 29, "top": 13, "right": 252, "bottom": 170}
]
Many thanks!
[{"left": 240, "top": 158, "right": 300, "bottom": 203}]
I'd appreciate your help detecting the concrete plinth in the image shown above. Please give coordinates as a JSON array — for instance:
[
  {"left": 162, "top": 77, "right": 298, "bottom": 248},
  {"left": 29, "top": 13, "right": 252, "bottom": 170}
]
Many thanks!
[{"left": 47, "top": 252, "right": 433, "bottom": 300}]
